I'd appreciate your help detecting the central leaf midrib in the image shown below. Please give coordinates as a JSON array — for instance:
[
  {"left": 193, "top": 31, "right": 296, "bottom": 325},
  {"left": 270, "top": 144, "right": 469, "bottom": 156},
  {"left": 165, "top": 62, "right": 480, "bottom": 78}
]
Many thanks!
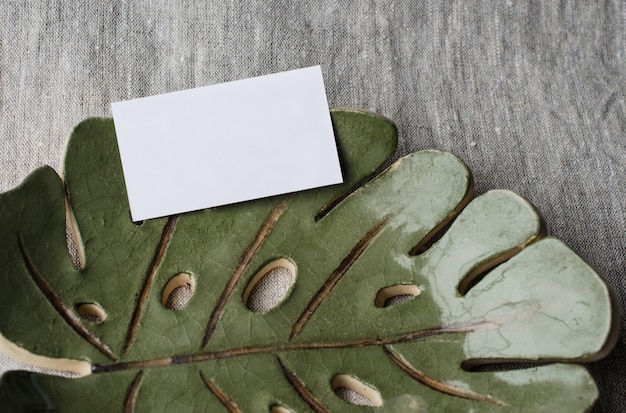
[{"left": 92, "top": 320, "right": 495, "bottom": 374}]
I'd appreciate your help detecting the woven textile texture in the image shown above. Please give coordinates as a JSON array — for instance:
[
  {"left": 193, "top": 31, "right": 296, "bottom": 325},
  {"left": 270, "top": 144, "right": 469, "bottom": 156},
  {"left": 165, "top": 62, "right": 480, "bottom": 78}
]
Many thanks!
[{"left": 0, "top": 1, "right": 624, "bottom": 412}]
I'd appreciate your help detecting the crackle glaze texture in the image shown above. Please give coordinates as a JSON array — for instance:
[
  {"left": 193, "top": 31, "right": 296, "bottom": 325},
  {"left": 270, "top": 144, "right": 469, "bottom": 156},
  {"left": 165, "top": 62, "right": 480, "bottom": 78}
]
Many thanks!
[{"left": 0, "top": 110, "right": 617, "bottom": 412}]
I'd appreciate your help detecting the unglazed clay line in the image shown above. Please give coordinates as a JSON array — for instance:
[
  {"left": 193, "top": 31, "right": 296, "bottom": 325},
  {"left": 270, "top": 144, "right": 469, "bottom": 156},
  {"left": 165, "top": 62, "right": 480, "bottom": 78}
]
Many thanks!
[
  {"left": 383, "top": 345, "right": 506, "bottom": 406},
  {"left": 199, "top": 370, "right": 243, "bottom": 413},
  {"left": 289, "top": 216, "right": 390, "bottom": 341},
  {"left": 124, "top": 371, "right": 144, "bottom": 413},
  {"left": 277, "top": 357, "right": 331, "bottom": 413},
  {"left": 124, "top": 215, "right": 179, "bottom": 354},
  {"left": 201, "top": 198, "right": 290, "bottom": 348},
  {"left": 92, "top": 320, "right": 497, "bottom": 374},
  {"left": 18, "top": 236, "right": 117, "bottom": 361}
]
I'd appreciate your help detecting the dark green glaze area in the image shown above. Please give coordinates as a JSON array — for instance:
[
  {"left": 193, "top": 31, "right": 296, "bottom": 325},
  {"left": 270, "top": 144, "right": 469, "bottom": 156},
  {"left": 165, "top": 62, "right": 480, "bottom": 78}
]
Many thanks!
[{"left": 0, "top": 109, "right": 616, "bottom": 412}]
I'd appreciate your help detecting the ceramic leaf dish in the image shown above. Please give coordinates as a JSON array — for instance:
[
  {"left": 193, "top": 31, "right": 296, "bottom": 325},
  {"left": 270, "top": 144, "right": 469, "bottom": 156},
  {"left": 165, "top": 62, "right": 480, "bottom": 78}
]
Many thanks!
[{"left": 0, "top": 109, "right": 618, "bottom": 412}]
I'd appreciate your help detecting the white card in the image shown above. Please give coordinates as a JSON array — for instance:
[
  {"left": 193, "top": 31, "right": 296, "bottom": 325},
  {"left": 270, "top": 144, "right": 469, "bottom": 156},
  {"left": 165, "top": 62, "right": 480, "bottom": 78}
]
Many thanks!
[{"left": 111, "top": 66, "right": 343, "bottom": 221}]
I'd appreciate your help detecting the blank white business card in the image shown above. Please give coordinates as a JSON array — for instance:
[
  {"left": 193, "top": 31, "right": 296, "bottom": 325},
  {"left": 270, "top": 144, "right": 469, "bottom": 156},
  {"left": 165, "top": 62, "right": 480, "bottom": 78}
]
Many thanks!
[{"left": 111, "top": 66, "right": 343, "bottom": 221}]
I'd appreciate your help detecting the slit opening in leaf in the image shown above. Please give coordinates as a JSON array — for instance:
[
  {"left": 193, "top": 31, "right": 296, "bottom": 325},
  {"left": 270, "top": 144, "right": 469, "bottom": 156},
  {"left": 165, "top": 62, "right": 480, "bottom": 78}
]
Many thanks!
[
  {"left": 462, "top": 359, "right": 554, "bottom": 372},
  {"left": 409, "top": 215, "right": 457, "bottom": 256},
  {"left": 409, "top": 179, "right": 473, "bottom": 256},
  {"left": 331, "top": 374, "right": 383, "bottom": 407},
  {"left": 314, "top": 173, "right": 378, "bottom": 222},
  {"left": 314, "top": 156, "right": 393, "bottom": 222},
  {"left": 458, "top": 233, "right": 545, "bottom": 296},
  {"left": 458, "top": 260, "right": 506, "bottom": 297},
  {"left": 375, "top": 284, "right": 421, "bottom": 308},
  {"left": 243, "top": 258, "right": 296, "bottom": 313},
  {"left": 64, "top": 190, "right": 85, "bottom": 270}
]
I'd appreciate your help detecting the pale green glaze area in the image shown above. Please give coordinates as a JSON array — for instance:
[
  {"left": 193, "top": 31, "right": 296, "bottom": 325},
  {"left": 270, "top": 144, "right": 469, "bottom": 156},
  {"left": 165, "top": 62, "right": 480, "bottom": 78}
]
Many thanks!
[{"left": 0, "top": 109, "right": 616, "bottom": 412}]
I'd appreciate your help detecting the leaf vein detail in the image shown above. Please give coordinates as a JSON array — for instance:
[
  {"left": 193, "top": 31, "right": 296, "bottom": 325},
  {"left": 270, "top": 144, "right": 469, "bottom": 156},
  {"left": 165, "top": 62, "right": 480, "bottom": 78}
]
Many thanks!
[
  {"left": 277, "top": 356, "right": 330, "bottom": 413},
  {"left": 124, "top": 370, "right": 144, "bottom": 413},
  {"left": 199, "top": 370, "right": 243, "bottom": 413},
  {"left": 18, "top": 235, "right": 117, "bottom": 361},
  {"left": 201, "top": 198, "right": 290, "bottom": 348},
  {"left": 289, "top": 216, "right": 390, "bottom": 341},
  {"left": 124, "top": 215, "right": 179, "bottom": 354},
  {"left": 383, "top": 345, "right": 506, "bottom": 406}
]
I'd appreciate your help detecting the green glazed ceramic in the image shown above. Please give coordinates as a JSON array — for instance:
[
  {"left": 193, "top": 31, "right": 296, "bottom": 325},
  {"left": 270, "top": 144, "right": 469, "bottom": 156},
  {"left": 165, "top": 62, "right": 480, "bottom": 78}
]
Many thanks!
[{"left": 0, "top": 109, "right": 617, "bottom": 412}]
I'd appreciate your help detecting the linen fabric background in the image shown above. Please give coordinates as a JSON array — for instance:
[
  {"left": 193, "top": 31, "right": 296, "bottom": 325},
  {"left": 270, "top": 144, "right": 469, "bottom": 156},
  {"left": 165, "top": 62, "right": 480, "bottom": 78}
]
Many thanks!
[{"left": 0, "top": 1, "right": 624, "bottom": 412}]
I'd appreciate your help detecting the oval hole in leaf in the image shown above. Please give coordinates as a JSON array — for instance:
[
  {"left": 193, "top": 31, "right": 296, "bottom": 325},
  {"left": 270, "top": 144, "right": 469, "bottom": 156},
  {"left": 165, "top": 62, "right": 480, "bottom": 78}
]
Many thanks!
[
  {"left": 409, "top": 215, "right": 458, "bottom": 256},
  {"left": 331, "top": 374, "right": 383, "bottom": 407},
  {"left": 162, "top": 272, "right": 195, "bottom": 311},
  {"left": 375, "top": 284, "right": 421, "bottom": 308},
  {"left": 243, "top": 258, "right": 296, "bottom": 313},
  {"left": 76, "top": 303, "right": 106, "bottom": 324},
  {"left": 270, "top": 405, "right": 292, "bottom": 413}
]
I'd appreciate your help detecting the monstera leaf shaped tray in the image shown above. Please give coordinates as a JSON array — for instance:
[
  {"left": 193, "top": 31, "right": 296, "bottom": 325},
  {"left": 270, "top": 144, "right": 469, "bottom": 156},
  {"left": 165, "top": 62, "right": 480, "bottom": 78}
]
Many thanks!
[{"left": 0, "top": 109, "right": 618, "bottom": 412}]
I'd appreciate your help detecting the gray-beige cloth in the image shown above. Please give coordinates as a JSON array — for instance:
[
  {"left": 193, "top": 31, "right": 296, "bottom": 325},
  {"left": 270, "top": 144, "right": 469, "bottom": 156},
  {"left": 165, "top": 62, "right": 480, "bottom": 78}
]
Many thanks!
[{"left": 0, "top": 2, "right": 624, "bottom": 412}]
